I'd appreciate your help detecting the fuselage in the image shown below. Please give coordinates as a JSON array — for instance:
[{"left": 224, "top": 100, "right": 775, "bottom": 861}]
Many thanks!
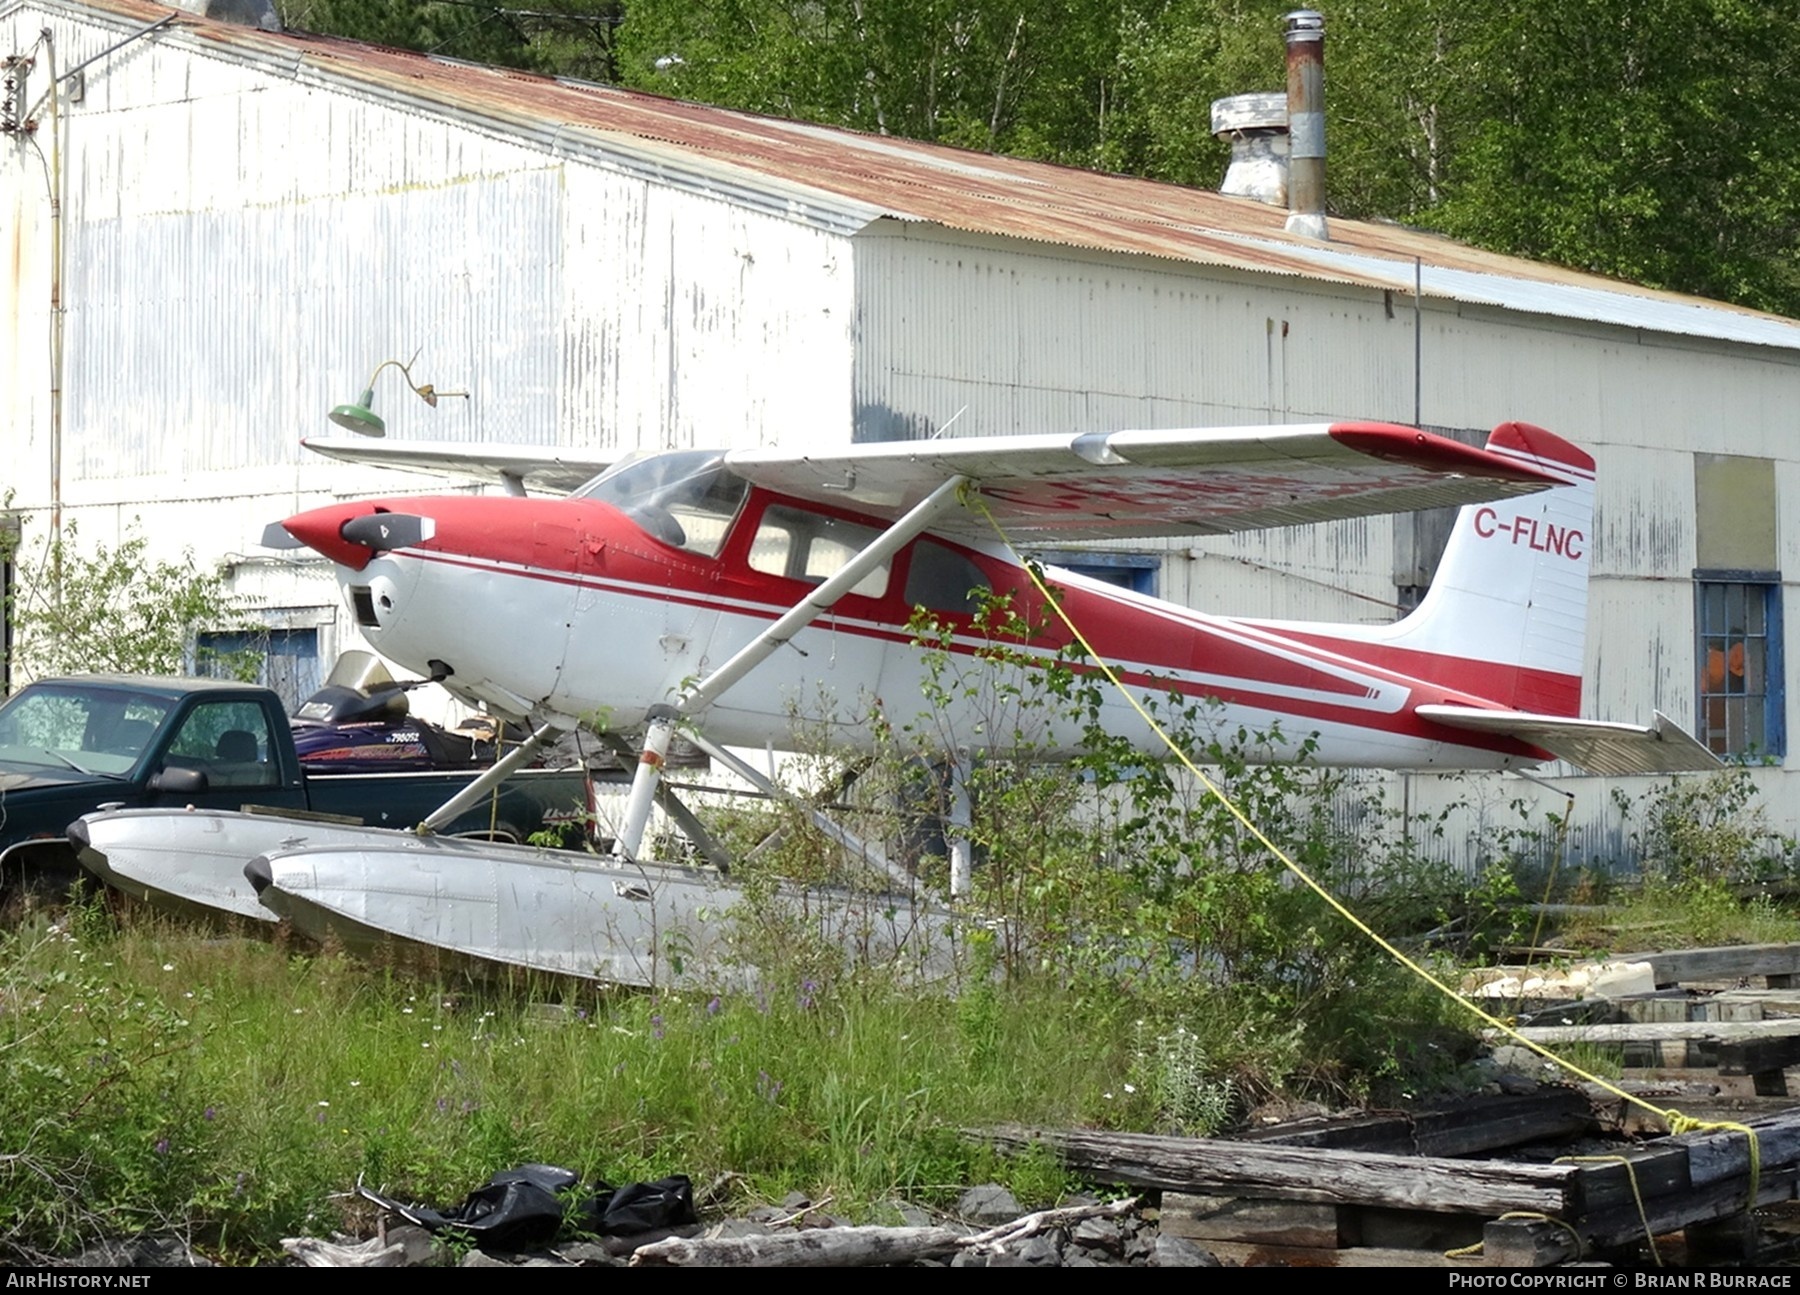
[{"left": 281, "top": 454, "right": 1554, "bottom": 771}]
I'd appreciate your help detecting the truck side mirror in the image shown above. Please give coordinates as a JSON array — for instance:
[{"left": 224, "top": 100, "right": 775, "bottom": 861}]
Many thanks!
[{"left": 150, "top": 766, "right": 208, "bottom": 795}]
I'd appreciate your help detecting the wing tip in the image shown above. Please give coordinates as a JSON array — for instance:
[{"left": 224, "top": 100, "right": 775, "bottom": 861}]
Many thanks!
[{"left": 1327, "top": 422, "right": 1560, "bottom": 485}]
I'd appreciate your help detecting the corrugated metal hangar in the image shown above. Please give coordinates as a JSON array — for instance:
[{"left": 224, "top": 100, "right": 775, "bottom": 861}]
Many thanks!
[{"left": 4, "top": 0, "right": 1798, "bottom": 871}]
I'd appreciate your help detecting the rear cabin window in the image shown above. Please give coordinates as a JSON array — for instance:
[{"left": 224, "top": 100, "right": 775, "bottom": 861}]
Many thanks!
[
  {"left": 748, "top": 505, "right": 888, "bottom": 598},
  {"left": 904, "top": 540, "right": 991, "bottom": 615}
]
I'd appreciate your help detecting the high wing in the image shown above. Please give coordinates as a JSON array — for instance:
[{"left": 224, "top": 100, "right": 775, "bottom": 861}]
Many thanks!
[
  {"left": 1416, "top": 706, "right": 1719, "bottom": 776},
  {"left": 730, "top": 421, "right": 1561, "bottom": 542},
  {"left": 302, "top": 438, "right": 619, "bottom": 496},
  {"left": 304, "top": 421, "right": 1562, "bottom": 541}
]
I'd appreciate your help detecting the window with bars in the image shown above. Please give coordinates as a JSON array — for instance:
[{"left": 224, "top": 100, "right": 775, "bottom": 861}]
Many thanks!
[{"left": 1696, "top": 573, "right": 1783, "bottom": 759}]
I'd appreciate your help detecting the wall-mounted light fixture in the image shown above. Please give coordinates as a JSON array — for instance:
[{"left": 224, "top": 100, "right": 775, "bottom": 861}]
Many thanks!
[{"left": 329, "top": 355, "right": 469, "bottom": 437}]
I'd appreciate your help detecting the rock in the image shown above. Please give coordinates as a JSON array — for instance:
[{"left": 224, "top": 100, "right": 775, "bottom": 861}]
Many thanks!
[
  {"left": 383, "top": 1225, "right": 438, "bottom": 1266},
  {"left": 1008, "top": 1234, "right": 1065, "bottom": 1266},
  {"left": 458, "top": 1249, "right": 517, "bottom": 1268},
  {"left": 956, "top": 1183, "right": 1023, "bottom": 1224},
  {"left": 281, "top": 1235, "right": 412, "bottom": 1267},
  {"left": 1070, "top": 1216, "right": 1125, "bottom": 1255},
  {"left": 69, "top": 1236, "right": 214, "bottom": 1267},
  {"left": 583, "top": 1223, "right": 703, "bottom": 1256},
  {"left": 706, "top": 1219, "right": 776, "bottom": 1239},
  {"left": 1151, "top": 1234, "right": 1221, "bottom": 1268},
  {"left": 551, "top": 1242, "right": 626, "bottom": 1266},
  {"left": 887, "top": 1200, "right": 936, "bottom": 1228}
]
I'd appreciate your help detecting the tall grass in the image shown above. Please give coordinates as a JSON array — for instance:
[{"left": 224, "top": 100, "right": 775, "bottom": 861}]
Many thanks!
[{"left": 0, "top": 896, "right": 1123, "bottom": 1261}]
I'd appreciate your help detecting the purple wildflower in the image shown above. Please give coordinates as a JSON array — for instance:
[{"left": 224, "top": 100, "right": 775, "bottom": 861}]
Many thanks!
[
  {"left": 153, "top": 1138, "right": 170, "bottom": 1157},
  {"left": 651, "top": 1013, "right": 665, "bottom": 1040},
  {"left": 705, "top": 997, "right": 721, "bottom": 1017}
]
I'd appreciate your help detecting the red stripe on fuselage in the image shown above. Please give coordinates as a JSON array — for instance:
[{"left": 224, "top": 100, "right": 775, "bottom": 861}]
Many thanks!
[
  {"left": 346, "top": 484, "right": 1543, "bottom": 760},
  {"left": 1258, "top": 630, "right": 1583, "bottom": 717}
]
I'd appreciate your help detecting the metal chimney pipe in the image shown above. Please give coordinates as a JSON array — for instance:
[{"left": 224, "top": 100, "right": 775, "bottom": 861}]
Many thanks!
[{"left": 1283, "top": 9, "right": 1328, "bottom": 240}]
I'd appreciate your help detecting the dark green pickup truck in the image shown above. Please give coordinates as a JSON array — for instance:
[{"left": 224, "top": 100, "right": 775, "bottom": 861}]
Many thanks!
[{"left": 0, "top": 674, "right": 599, "bottom": 889}]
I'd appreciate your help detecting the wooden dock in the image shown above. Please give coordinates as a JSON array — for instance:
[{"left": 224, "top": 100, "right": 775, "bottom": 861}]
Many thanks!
[{"left": 978, "top": 1087, "right": 1800, "bottom": 1266}]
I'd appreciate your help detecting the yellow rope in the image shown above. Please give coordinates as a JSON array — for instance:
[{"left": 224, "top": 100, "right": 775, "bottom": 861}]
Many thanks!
[{"left": 971, "top": 498, "right": 1764, "bottom": 1224}]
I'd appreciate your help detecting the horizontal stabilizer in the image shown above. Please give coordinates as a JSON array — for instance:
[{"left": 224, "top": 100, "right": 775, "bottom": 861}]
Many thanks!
[{"left": 1416, "top": 706, "right": 1722, "bottom": 777}]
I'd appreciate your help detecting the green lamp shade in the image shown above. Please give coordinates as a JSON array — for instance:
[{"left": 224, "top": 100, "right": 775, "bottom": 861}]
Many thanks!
[{"left": 328, "top": 387, "right": 387, "bottom": 437}]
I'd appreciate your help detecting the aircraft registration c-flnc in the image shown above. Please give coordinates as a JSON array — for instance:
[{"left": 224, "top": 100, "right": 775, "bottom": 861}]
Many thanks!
[{"left": 271, "top": 418, "right": 1717, "bottom": 867}]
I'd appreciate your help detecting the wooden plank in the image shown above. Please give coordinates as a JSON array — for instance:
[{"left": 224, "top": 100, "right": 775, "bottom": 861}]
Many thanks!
[
  {"left": 1720, "top": 1035, "right": 1800, "bottom": 1076},
  {"left": 1613, "top": 943, "right": 1800, "bottom": 988},
  {"left": 1160, "top": 1194, "right": 1342, "bottom": 1248},
  {"left": 976, "top": 1126, "right": 1577, "bottom": 1216},
  {"left": 1506, "top": 1019, "right": 1800, "bottom": 1070},
  {"left": 1711, "top": 988, "right": 1800, "bottom": 1017},
  {"left": 1682, "top": 1112, "right": 1800, "bottom": 1189},
  {"left": 1567, "top": 1144, "right": 1692, "bottom": 1216},
  {"left": 1484, "top": 1166, "right": 1799, "bottom": 1266},
  {"left": 1505, "top": 1019, "right": 1800, "bottom": 1046},
  {"left": 1201, "top": 1241, "right": 1455, "bottom": 1268},
  {"left": 1240, "top": 1088, "right": 1596, "bottom": 1159}
]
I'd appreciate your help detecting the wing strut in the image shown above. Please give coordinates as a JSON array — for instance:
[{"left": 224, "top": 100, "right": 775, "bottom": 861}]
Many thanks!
[{"left": 612, "top": 474, "right": 971, "bottom": 863}]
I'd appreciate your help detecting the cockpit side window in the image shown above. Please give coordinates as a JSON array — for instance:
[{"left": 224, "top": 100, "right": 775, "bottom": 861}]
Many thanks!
[
  {"left": 904, "top": 540, "right": 991, "bottom": 615},
  {"left": 574, "top": 451, "right": 748, "bottom": 558},
  {"left": 748, "top": 505, "right": 889, "bottom": 598}
]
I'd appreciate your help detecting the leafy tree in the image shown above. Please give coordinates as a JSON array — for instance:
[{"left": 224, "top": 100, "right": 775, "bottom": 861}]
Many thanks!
[
  {"left": 277, "top": 0, "right": 1800, "bottom": 317},
  {"left": 8, "top": 521, "right": 259, "bottom": 680},
  {"left": 274, "top": 0, "right": 548, "bottom": 69}
]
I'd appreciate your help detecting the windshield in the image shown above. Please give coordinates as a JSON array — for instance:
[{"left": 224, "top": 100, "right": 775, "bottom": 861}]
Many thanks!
[
  {"left": 0, "top": 684, "right": 172, "bottom": 776},
  {"left": 573, "top": 450, "right": 748, "bottom": 557},
  {"left": 321, "top": 650, "right": 399, "bottom": 695}
]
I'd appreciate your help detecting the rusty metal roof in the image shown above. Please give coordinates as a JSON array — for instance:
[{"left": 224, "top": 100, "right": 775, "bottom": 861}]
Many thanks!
[{"left": 47, "top": 0, "right": 1800, "bottom": 353}]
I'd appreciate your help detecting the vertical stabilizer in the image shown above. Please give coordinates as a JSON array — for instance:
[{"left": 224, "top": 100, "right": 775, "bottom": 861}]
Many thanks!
[{"left": 1249, "top": 423, "right": 1595, "bottom": 714}]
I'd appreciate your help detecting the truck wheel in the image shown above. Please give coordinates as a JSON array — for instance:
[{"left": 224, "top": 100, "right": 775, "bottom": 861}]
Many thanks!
[{"left": 1, "top": 840, "right": 86, "bottom": 905}]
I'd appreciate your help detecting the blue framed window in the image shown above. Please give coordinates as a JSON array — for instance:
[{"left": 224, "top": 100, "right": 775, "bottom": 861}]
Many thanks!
[
  {"left": 1696, "top": 571, "right": 1784, "bottom": 759},
  {"left": 1031, "top": 550, "right": 1160, "bottom": 597},
  {"left": 195, "top": 627, "right": 322, "bottom": 714}
]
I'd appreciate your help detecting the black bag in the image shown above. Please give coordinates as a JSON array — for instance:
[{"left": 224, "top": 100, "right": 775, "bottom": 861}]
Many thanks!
[{"left": 363, "top": 1165, "right": 697, "bottom": 1251}]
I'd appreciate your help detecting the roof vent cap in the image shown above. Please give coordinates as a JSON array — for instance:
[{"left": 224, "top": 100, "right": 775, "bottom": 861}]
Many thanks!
[
  {"left": 1211, "top": 91, "right": 1288, "bottom": 207},
  {"left": 169, "top": 0, "right": 282, "bottom": 32}
]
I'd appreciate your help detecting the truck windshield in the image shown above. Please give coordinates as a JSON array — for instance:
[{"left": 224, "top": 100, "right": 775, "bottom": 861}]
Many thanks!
[
  {"left": 572, "top": 450, "right": 748, "bottom": 557},
  {"left": 0, "top": 684, "right": 171, "bottom": 776}
]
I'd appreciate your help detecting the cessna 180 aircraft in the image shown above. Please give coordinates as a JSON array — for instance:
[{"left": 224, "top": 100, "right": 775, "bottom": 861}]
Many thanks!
[
  {"left": 269, "top": 418, "right": 1715, "bottom": 864},
  {"left": 67, "top": 417, "right": 1716, "bottom": 985}
]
